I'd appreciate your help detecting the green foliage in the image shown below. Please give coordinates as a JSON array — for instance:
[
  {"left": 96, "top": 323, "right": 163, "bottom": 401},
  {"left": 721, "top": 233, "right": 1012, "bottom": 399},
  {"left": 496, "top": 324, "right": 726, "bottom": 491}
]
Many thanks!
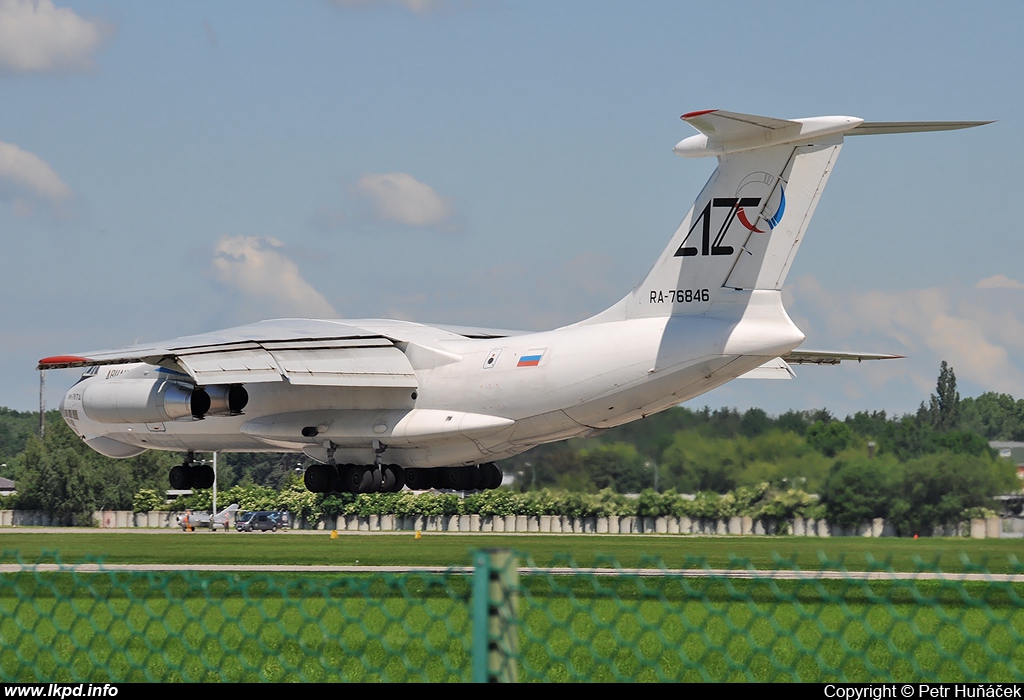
[
  {"left": 661, "top": 431, "right": 742, "bottom": 492},
  {"left": 660, "top": 428, "right": 830, "bottom": 494},
  {"left": 320, "top": 493, "right": 356, "bottom": 518},
  {"left": 462, "top": 489, "right": 517, "bottom": 517},
  {"left": 579, "top": 443, "right": 651, "bottom": 493},
  {"left": 935, "top": 430, "right": 996, "bottom": 457},
  {"left": 806, "top": 420, "right": 856, "bottom": 458},
  {"left": 276, "top": 476, "right": 321, "bottom": 522},
  {"left": 820, "top": 454, "right": 898, "bottom": 530},
  {"left": 959, "top": 392, "right": 1024, "bottom": 440},
  {"left": 35, "top": 447, "right": 95, "bottom": 524},
  {"left": 217, "top": 484, "right": 280, "bottom": 512},
  {"left": 688, "top": 492, "right": 723, "bottom": 520},
  {"left": 7, "top": 418, "right": 179, "bottom": 516},
  {"left": 0, "top": 408, "right": 49, "bottom": 470},
  {"left": 929, "top": 360, "right": 961, "bottom": 431},
  {"left": 889, "top": 452, "right": 1015, "bottom": 537},
  {"left": 349, "top": 492, "right": 400, "bottom": 517},
  {"left": 132, "top": 489, "right": 165, "bottom": 513}
]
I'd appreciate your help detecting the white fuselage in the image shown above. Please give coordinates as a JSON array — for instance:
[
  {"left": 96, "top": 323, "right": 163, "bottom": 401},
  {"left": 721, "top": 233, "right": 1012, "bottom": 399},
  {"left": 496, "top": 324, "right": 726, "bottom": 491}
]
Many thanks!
[{"left": 58, "top": 289, "right": 803, "bottom": 468}]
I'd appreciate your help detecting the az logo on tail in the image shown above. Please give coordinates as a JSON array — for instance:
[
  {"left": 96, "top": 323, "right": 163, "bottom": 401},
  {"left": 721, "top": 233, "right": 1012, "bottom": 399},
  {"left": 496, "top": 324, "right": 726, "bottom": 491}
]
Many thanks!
[{"left": 675, "top": 171, "right": 786, "bottom": 257}]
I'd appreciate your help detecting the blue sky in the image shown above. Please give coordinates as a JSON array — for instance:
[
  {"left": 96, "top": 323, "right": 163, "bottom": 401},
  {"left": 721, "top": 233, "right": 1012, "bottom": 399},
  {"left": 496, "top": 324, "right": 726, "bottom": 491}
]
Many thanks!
[{"left": 2, "top": 0, "right": 1023, "bottom": 418}]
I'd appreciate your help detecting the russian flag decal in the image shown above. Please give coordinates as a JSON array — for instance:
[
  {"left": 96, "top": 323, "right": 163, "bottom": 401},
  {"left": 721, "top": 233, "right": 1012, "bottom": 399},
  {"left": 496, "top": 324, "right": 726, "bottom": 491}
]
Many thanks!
[{"left": 517, "top": 349, "right": 545, "bottom": 367}]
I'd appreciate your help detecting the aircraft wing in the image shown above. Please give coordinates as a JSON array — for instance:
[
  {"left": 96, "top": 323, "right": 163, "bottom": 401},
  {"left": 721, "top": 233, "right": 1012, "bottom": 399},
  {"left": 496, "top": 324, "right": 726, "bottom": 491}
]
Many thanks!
[
  {"left": 37, "top": 318, "right": 529, "bottom": 388},
  {"left": 37, "top": 319, "right": 421, "bottom": 388},
  {"left": 740, "top": 350, "right": 903, "bottom": 379}
]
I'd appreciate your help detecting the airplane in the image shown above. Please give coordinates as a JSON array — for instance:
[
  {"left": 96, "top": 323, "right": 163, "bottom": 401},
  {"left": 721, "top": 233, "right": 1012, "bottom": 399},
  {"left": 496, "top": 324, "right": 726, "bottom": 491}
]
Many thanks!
[
  {"left": 176, "top": 503, "right": 240, "bottom": 531},
  {"left": 39, "top": 110, "right": 990, "bottom": 495}
]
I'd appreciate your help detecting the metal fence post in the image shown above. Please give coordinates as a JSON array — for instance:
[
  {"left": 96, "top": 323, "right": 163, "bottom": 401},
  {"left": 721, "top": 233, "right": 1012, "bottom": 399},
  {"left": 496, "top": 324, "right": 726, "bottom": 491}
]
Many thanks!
[{"left": 471, "top": 549, "right": 519, "bottom": 682}]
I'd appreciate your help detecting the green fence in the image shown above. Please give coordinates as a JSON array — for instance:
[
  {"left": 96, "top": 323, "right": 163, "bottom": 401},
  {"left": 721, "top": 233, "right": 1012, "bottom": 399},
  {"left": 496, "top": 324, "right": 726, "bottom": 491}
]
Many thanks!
[{"left": 1, "top": 551, "right": 1023, "bottom": 682}]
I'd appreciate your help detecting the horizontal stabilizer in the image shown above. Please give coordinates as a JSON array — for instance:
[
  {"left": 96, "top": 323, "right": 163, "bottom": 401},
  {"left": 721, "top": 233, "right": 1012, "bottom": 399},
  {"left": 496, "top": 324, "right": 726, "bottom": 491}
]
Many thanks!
[
  {"left": 849, "top": 121, "right": 993, "bottom": 136},
  {"left": 674, "top": 109, "right": 862, "bottom": 158},
  {"left": 782, "top": 350, "right": 904, "bottom": 365},
  {"left": 680, "top": 109, "right": 798, "bottom": 141},
  {"left": 740, "top": 350, "right": 902, "bottom": 379}
]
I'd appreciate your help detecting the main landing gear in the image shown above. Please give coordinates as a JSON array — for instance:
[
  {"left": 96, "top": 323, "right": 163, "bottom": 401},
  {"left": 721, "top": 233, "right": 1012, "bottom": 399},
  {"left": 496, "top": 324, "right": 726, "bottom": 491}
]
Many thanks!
[
  {"left": 167, "top": 451, "right": 215, "bottom": 490},
  {"left": 302, "top": 462, "right": 503, "bottom": 494}
]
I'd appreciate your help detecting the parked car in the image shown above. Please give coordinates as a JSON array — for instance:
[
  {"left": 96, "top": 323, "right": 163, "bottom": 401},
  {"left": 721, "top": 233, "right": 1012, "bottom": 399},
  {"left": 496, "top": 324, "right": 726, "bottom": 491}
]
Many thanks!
[{"left": 236, "top": 510, "right": 279, "bottom": 532}]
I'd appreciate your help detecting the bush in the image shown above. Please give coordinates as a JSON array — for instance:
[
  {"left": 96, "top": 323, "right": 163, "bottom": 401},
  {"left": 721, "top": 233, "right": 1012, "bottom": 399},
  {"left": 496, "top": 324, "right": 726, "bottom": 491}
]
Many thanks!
[
  {"left": 820, "top": 455, "right": 897, "bottom": 530},
  {"left": 889, "top": 452, "right": 1014, "bottom": 536},
  {"left": 132, "top": 489, "right": 165, "bottom": 513}
]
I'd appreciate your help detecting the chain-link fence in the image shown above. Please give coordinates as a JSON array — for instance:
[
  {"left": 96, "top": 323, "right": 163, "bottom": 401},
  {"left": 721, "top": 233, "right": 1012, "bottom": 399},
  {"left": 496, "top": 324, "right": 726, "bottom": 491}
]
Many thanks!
[{"left": 1, "top": 551, "right": 1022, "bottom": 682}]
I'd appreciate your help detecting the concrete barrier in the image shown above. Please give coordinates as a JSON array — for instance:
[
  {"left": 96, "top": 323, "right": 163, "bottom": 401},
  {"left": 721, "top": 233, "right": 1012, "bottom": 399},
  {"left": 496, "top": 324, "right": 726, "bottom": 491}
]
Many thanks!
[{"left": 2, "top": 507, "right": 1016, "bottom": 539}]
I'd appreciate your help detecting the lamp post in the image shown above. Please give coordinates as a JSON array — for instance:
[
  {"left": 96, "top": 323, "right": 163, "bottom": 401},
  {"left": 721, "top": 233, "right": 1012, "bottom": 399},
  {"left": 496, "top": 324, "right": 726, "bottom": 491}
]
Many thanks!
[{"left": 646, "top": 461, "right": 659, "bottom": 492}]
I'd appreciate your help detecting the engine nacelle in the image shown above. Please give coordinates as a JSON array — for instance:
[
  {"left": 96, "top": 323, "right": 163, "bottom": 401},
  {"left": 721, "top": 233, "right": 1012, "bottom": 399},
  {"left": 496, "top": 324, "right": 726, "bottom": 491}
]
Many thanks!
[
  {"left": 204, "top": 384, "right": 249, "bottom": 416},
  {"left": 81, "top": 378, "right": 205, "bottom": 424}
]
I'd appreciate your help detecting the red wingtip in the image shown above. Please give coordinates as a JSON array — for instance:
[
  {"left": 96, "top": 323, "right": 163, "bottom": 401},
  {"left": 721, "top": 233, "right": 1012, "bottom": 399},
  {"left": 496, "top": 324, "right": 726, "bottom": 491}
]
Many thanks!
[
  {"left": 681, "top": 109, "right": 717, "bottom": 120},
  {"left": 38, "top": 355, "right": 91, "bottom": 368}
]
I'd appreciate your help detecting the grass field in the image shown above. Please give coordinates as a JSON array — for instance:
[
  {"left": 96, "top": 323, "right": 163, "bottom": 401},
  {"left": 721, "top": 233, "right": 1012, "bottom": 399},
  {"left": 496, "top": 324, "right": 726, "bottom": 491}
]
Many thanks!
[
  {"left": 1, "top": 531, "right": 1023, "bottom": 682},
  {"left": 2, "top": 530, "right": 1023, "bottom": 573},
  {"left": 1, "top": 568, "right": 1022, "bottom": 682}
]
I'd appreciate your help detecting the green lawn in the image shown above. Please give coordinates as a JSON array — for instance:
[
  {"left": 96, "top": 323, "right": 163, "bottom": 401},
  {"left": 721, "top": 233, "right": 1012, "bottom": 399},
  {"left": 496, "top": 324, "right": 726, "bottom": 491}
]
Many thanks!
[
  {"left": 1, "top": 570, "right": 1022, "bottom": 682},
  {"left": 1, "top": 530, "right": 1023, "bottom": 573},
  {"left": 2, "top": 532, "right": 1023, "bottom": 682}
]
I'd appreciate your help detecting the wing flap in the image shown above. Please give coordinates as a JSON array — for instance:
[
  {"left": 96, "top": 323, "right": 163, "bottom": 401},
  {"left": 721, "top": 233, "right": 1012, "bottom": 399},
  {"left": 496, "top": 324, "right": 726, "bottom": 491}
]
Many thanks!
[
  {"left": 177, "top": 349, "right": 282, "bottom": 384},
  {"left": 271, "top": 347, "right": 417, "bottom": 388}
]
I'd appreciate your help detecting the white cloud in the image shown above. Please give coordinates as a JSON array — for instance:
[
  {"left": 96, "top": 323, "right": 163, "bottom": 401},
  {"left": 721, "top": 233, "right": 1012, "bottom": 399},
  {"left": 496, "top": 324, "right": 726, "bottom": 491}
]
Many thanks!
[
  {"left": 976, "top": 274, "right": 1024, "bottom": 290},
  {"left": 331, "top": 0, "right": 446, "bottom": 14},
  {"left": 0, "top": 140, "right": 71, "bottom": 213},
  {"left": 0, "top": 0, "right": 109, "bottom": 73},
  {"left": 212, "top": 236, "right": 337, "bottom": 318},
  {"left": 356, "top": 172, "right": 455, "bottom": 228},
  {"left": 788, "top": 275, "right": 1024, "bottom": 399}
]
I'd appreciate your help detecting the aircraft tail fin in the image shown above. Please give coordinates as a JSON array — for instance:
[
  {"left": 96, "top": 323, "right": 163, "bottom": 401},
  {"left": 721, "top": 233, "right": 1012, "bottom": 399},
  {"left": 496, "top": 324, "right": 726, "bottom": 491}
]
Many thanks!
[
  {"left": 215, "top": 503, "right": 240, "bottom": 518},
  {"left": 580, "top": 110, "right": 989, "bottom": 323}
]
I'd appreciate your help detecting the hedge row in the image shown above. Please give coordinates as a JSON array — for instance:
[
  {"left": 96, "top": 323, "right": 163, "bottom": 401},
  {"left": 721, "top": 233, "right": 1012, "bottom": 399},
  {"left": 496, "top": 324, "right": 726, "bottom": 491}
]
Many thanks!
[{"left": 135, "top": 482, "right": 827, "bottom": 522}]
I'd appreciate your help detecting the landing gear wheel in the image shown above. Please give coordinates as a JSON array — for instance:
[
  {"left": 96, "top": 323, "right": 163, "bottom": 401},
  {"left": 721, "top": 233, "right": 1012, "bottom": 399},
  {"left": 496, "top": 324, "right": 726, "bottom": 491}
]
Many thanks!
[
  {"left": 169, "top": 465, "right": 191, "bottom": 490},
  {"left": 480, "top": 462, "right": 502, "bottom": 490},
  {"left": 440, "top": 466, "right": 473, "bottom": 491},
  {"left": 340, "top": 465, "right": 369, "bottom": 493},
  {"left": 381, "top": 465, "right": 405, "bottom": 493},
  {"left": 304, "top": 464, "right": 335, "bottom": 493},
  {"left": 193, "top": 464, "right": 215, "bottom": 489},
  {"left": 366, "top": 467, "right": 383, "bottom": 493},
  {"left": 466, "top": 465, "right": 483, "bottom": 491},
  {"left": 404, "top": 468, "right": 434, "bottom": 491}
]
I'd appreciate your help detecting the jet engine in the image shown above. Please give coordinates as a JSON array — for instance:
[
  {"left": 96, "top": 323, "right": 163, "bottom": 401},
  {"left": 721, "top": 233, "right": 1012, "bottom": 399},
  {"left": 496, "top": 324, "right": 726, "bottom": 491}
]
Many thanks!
[
  {"left": 80, "top": 378, "right": 247, "bottom": 424},
  {"left": 204, "top": 384, "right": 249, "bottom": 416}
]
